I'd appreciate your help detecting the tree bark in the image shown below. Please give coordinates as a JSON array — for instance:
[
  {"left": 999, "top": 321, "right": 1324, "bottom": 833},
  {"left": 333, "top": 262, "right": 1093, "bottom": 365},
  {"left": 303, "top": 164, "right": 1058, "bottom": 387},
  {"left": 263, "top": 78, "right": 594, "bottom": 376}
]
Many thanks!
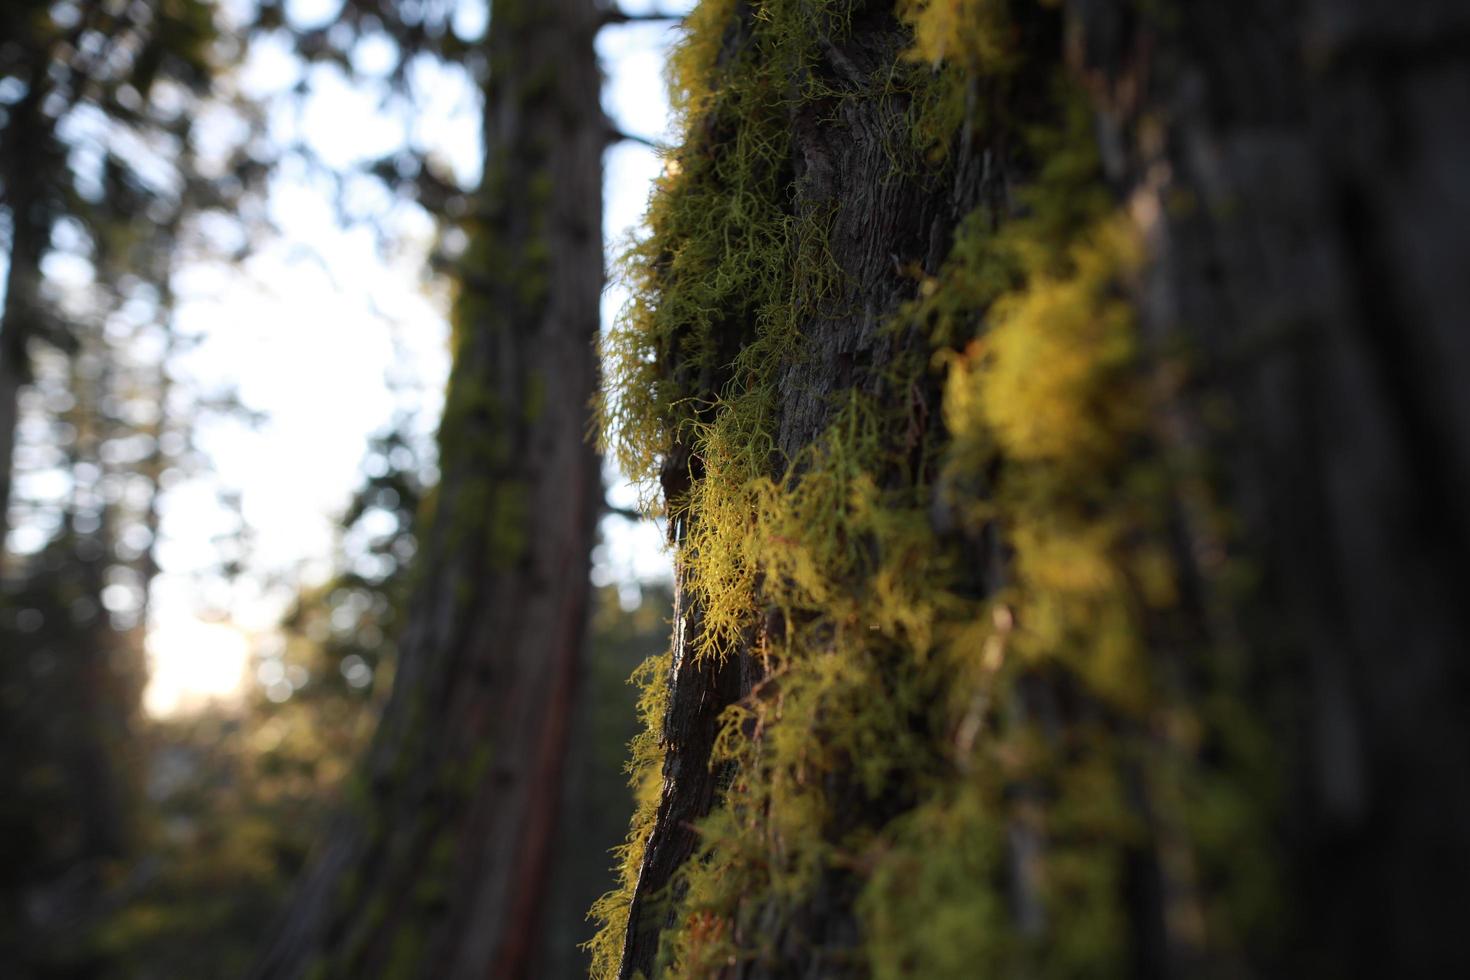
[
  {"left": 250, "top": 0, "right": 603, "bottom": 976},
  {"left": 1075, "top": 1, "right": 1470, "bottom": 973}
]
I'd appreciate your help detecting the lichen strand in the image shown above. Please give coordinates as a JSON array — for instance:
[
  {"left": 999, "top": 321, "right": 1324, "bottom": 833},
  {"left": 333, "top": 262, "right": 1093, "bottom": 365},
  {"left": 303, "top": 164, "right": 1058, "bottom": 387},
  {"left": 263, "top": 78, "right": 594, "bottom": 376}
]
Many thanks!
[
  {"left": 587, "top": 652, "right": 672, "bottom": 977},
  {"left": 594, "top": 1, "right": 1277, "bottom": 977}
]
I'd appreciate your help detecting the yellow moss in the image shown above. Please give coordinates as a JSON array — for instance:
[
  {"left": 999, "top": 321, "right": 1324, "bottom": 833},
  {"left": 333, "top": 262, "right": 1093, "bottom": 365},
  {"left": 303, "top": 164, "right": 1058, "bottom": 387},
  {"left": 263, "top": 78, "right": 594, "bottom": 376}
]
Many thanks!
[
  {"left": 665, "top": 0, "right": 742, "bottom": 120},
  {"left": 899, "top": 0, "right": 1018, "bottom": 74},
  {"left": 598, "top": 0, "right": 844, "bottom": 507},
  {"left": 968, "top": 218, "right": 1143, "bottom": 463}
]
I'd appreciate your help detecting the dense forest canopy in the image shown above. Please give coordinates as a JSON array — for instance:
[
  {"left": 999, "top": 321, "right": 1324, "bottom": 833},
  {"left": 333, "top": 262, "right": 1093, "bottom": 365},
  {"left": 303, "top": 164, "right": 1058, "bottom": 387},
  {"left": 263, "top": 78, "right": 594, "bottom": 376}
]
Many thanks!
[{"left": 4, "top": 0, "right": 1469, "bottom": 978}]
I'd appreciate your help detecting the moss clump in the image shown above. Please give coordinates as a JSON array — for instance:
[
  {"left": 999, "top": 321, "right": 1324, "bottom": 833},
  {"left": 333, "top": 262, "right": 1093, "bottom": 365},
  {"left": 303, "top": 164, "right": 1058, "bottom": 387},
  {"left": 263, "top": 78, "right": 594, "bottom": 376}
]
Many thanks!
[
  {"left": 598, "top": 0, "right": 846, "bottom": 510},
  {"left": 858, "top": 779, "right": 1013, "bottom": 977}
]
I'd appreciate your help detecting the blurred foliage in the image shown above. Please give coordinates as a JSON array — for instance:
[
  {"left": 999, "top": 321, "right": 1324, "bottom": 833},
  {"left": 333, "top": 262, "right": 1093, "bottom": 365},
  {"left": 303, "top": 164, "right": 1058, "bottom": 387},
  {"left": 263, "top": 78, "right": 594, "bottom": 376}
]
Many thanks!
[
  {"left": 1, "top": 3, "right": 660, "bottom": 977},
  {"left": 1, "top": 0, "right": 269, "bottom": 970},
  {"left": 79, "top": 576, "right": 668, "bottom": 980},
  {"left": 0, "top": 527, "right": 145, "bottom": 975},
  {"left": 30, "top": 410, "right": 670, "bottom": 978},
  {"left": 73, "top": 426, "right": 425, "bottom": 978},
  {"left": 0, "top": 0, "right": 463, "bottom": 965}
]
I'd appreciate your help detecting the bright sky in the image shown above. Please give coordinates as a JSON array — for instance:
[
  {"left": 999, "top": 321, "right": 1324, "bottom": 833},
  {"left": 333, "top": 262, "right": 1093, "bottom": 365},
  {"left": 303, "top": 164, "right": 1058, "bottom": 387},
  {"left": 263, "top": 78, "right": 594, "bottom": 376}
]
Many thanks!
[{"left": 137, "top": 1, "right": 689, "bottom": 715}]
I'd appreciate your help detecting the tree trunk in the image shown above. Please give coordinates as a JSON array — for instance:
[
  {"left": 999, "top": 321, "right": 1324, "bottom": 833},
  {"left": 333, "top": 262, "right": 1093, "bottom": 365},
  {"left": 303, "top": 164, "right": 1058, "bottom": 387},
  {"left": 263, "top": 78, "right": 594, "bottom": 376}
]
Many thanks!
[
  {"left": 0, "top": 82, "right": 48, "bottom": 561},
  {"left": 601, "top": 1, "right": 1470, "bottom": 977},
  {"left": 1077, "top": 1, "right": 1470, "bottom": 973},
  {"left": 250, "top": 0, "right": 603, "bottom": 976}
]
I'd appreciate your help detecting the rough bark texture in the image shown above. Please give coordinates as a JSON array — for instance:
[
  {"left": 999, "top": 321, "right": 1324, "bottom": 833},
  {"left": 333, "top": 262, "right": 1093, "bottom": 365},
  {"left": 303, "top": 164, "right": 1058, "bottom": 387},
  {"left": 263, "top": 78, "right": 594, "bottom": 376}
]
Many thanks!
[
  {"left": 615, "top": 0, "right": 1470, "bottom": 977},
  {"left": 250, "top": 0, "right": 602, "bottom": 976}
]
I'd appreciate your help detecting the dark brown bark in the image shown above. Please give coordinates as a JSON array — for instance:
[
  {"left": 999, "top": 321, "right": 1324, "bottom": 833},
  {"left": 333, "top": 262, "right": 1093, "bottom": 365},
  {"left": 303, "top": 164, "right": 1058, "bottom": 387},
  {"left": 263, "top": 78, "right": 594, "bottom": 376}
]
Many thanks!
[
  {"left": 250, "top": 0, "right": 603, "bottom": 976},
  {"left": 619, "top": 0, "right": 1470, "bottom": 977}
]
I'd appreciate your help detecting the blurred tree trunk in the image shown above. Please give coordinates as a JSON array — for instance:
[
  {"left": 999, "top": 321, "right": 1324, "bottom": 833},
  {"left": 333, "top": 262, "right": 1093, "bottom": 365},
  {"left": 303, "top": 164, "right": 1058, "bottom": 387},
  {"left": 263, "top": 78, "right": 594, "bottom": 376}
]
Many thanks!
[
  {"left": 0, "top": 82, "right": 48, "bottom": 560},
  {"left": 0, "top": 78, "right": 137, "bottom": 980},
  {"left": 1078, "top": 1, "right": 1470, "bottom": 974},
  {"left": 250, "top": 0, "right": 603, "bottom": 977},
  {"left": 610, "top": 1, "right": 1470, "bottom": 977}
]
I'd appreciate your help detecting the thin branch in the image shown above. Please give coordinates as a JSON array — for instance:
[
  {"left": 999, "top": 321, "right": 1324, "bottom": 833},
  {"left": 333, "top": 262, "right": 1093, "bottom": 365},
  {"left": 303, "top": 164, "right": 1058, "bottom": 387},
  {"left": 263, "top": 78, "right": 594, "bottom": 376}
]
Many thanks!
[
  {"left": 604, "top": 502, "right": 647, "bottom": 522},
  {"left": 606, "top": 126, "right": 666, "bottom": 152},
  {"left": 600, "top": 9, "right": 686, "bottom": 29}
]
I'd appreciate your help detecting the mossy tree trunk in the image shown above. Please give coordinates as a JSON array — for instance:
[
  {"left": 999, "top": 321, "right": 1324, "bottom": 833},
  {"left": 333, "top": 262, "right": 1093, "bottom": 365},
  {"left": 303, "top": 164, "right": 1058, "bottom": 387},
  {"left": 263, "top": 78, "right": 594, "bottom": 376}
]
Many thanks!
[
  {"left": 250, "top": 0, "right": 603, "bottom": 977},
  {"left": 599, "top": 1, "right": 1470, "bottom": 978}
]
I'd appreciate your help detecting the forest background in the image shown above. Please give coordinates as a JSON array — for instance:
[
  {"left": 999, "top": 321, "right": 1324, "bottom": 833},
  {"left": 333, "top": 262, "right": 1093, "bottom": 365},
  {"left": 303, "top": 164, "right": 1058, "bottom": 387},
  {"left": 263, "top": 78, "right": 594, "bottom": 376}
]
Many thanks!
[{"left": 1, "top": 1, "right": 681, "bottom": 975}]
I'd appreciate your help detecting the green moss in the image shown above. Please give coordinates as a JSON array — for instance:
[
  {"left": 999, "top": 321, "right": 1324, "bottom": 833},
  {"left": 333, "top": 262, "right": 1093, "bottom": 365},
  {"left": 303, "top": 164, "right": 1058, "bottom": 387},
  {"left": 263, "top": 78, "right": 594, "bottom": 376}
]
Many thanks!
[
  {"left": 860, "top": 779, "right": 1013, "bottom": 978},
  {"left": 484, "top": 479, "right": 528, "bottom": 568},
  {"left": 439, "top": 225, "right": 536, "bottom": 571},
  {"left": 523, "top": 369, "right": 546, "bottom": 423},
  {"left": 460, "top": 742, "right": 495, "bottom": 797},
  {"left": 382, "top": 924, "right": 425, "bottom": 980},
  {"left": 598, "top": 0, "right": 845, "bottom": 509}
]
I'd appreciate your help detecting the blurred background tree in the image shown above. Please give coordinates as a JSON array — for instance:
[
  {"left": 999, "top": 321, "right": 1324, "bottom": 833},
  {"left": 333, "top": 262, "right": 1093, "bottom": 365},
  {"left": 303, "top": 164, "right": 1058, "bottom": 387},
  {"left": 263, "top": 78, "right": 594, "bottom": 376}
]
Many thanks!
[
  {"left": 3, "top": 0, "right": 679, "bottom": 977},
  {"left": 249, "top": 0, "right": 606, "bottom": 973}
]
